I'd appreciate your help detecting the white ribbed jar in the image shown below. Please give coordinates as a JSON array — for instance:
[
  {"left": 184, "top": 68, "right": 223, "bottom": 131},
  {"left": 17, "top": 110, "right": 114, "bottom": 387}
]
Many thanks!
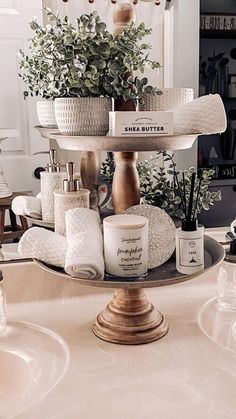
[
  {"left": 103, "top": 214, "right": 149, "bottom": 277},
  {"left": 55, "top": 97, "right": 112, "bottom": 136},
  {"left": 140, "top": 88, "right": 194, "bottom": 111},
  {"left": 41, "top": 172, "right": 66, "bottom": 223},
  {"left": 36, "top": 100, "right": 57, "bottom": 128}
]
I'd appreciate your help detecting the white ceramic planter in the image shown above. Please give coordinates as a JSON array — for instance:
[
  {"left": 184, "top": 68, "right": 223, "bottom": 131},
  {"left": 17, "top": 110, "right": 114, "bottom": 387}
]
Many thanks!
[
  {"left": 55, "top": 97, "right": 112, "bottom": 136},
  {"left": 36, "top": 100, "right": 57, "bottom": 128},
  {"left": 140, "top": 88, "right": 194, "bottom": 111}
]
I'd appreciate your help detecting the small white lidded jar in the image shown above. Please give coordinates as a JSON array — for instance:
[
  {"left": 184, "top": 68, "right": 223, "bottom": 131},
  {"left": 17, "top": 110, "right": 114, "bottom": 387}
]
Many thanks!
[{"left": 103, "top": 214, "right": 149, "bottom": 277}]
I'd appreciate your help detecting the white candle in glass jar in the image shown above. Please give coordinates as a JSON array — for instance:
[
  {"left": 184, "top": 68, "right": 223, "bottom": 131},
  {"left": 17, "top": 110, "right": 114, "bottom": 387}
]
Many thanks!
[{"left": 103, "top": 214, "right": 149, "bottom": 277}]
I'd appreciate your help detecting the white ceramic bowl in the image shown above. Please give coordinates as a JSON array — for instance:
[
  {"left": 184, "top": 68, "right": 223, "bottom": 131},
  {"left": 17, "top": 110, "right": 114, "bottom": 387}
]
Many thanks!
[
  {"left": 140, "top": 87, "right": 194, "bottom": 111},
  {"left": 55, "top": 97, "right": 112, "bottom": 136},
  {"left": 36, "top": 100, "right": 57, "bottom": 128}
]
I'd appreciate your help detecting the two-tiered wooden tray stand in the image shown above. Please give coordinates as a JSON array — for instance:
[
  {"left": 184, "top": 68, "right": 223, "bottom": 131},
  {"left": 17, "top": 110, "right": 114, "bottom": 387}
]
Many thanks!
[{"left": 34, "top": 3, "right": 224, "bottom": 345}]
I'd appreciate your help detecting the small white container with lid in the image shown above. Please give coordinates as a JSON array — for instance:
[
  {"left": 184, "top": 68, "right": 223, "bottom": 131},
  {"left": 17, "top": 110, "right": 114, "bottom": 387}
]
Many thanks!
[{"left": 103, "top": 214, "right": 149, "bottom": 277}]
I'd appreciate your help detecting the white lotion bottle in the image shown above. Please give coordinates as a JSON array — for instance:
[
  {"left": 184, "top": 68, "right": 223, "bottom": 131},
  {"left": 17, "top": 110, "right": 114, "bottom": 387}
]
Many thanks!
[
  {"left": 54, "top": 162, "right": 90, "bottom": 236},
  {"left": 176, "top": 219, "right": 204, "bottom": 275},
  {"left": 40, "top": 149, "right": 65, "bottom": 223}
]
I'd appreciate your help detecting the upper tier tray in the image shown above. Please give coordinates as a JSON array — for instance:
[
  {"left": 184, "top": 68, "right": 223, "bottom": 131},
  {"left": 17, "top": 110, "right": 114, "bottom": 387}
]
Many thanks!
[
  {"left": 34, "top": 236, "right": 224, "bottom": 290},
  {"left": 49, "top": 133, "right": 199, "bottom": 152},
  {"left": 35, "top": 126, "right": 60, "bottom": 140}
]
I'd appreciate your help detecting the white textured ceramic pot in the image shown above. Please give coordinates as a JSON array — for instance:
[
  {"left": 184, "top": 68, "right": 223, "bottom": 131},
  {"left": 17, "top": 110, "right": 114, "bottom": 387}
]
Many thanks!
[
  {"left": 36, "top": 100, "right": 57, "bottom": 128},
  {"left": 140, "top": 88, "right": 194, "bottom": 111},
  {"left": 55, "top": 97, "right": 112, "bottom": 136}
]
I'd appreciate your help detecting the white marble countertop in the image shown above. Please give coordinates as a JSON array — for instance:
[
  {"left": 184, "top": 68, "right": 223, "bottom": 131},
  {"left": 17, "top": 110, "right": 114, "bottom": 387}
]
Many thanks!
[{"left": 1, "top": 227, "right": 236, "bottom": 419}]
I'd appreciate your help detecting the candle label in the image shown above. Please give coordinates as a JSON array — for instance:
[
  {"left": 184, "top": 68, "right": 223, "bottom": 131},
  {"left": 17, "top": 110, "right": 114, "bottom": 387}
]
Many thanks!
[
  {"left": 178, "top": 237, "right": 204, "bottom": 268},
  {"left": 104, "top": 227, "right": 148, "bottom": 277}
]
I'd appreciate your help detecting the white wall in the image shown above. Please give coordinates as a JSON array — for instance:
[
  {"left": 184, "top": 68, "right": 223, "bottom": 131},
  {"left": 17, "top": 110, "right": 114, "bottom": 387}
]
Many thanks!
[
  {"left": 165, "top": 0, "right": 200, "bottom": 170},
  {"left": 0, "top": 0, "right": 50, "bottom": 195}
]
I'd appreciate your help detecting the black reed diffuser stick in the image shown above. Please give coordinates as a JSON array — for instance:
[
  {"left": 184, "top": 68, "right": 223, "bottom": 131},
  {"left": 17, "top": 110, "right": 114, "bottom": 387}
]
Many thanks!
[
  {"left": 193, "top": 170, "right": 203, "bottom": 219},
  {"left": 187, "top": 172, "right": 196, "bottom": 221},
  {"left": 174, "top": 169, "right": 185, "bottom": 215},
  {"left": 182, "top": 172, "right": 187, "bottom": 218}
]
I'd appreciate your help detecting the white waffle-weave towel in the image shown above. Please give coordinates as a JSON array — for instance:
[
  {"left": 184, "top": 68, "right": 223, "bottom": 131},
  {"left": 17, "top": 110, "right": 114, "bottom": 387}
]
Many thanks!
[
  {"left": 65, "top": 208, "right": 104, "bottom": 280},
  {"left": 12, "top": 196, "right": 42, "bottom": 220},
  {"left": 174, "top": 94, "right": 227, "bottom": 135},
  {"left": 19, "top": 227, "right": 67, "bottom": 268}
]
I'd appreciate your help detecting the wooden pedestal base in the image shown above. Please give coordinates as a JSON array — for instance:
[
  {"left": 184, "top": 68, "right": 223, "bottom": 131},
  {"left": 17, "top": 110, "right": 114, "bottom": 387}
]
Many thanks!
[{"left": 92, "top": 288, "right": 168, "bottom": 345}]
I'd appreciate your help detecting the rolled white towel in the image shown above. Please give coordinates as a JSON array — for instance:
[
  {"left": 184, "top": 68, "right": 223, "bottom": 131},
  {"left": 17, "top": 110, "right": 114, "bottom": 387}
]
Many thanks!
[
  {"left": 174, "top": 94, "right": 227, "bottom": 135},
  {"left": 65, "top": 208, "right": 104, "bottom": 280},
  {"left": 12, "top": 195, "right": 42, "bottom": 220},
  {"left": 19, "top": 227, "right": 67, "bottom": 268}
]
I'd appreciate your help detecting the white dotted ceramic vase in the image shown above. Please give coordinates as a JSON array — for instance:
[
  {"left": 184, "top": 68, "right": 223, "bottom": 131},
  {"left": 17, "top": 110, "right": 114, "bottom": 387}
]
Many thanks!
[
  {"left": 36, "top": 100, "right": 57, "bottom": 128},
  {"left": 140, "top": 88, "right": 194, "bottom": 111},
  {"left": 55, "top": 97, "right": 112, "bottom": 136}
]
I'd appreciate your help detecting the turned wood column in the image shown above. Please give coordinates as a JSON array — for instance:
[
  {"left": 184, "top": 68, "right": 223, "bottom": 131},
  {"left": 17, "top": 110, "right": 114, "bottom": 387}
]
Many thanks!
[
  {"left": 112, "top": 3, "right": 141, "bottom": 214},
  {"left": 80, "top": 151, "right": 100, "bottom": 212},
  {"left": 112, "top": 152, "right": 140, "bottom": 214}
]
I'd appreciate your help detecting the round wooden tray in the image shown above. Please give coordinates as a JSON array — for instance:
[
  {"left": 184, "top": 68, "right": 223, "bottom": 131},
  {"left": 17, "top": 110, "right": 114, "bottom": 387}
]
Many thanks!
[
  {"left": 24, "top": 216, "right": 54, "bottom": 229},
  {"left": 50, "top": 133, "right": 199, "bottom": 152},
  {"left": 35, "top": 236, "right": 223, "bottom": 289},
  {"left": 35, "top": 126, "right": 60, "bottom": 140},
  {"left": 35, "top": 236, "right": 224, "bottom": 345}
]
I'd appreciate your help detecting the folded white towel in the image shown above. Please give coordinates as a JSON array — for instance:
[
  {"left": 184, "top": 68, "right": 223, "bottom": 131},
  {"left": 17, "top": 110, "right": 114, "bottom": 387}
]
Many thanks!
[
  {"left": 174, "top": 94, "right": 227, "bottom": 135},
  {"left": 12, "top": 196, "right": 42, "bottom": 220},
  {"left": 65, "top": 208, "right": 104, "bottom": 280},
  {"left": 19, "top": 227, "right": 67, "bottom": 268}
]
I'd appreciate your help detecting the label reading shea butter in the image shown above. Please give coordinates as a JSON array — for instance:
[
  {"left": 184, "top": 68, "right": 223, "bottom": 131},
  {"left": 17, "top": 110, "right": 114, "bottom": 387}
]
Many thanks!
[{"left": 109, "top": 111, "right": 173, "bottom": 136}]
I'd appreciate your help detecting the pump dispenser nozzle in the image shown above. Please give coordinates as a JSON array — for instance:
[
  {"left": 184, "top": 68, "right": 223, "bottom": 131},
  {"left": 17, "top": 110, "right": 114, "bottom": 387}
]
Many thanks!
[
  {"left": 34, "top": 149, "right": 62, "bottom": 172},
  {"left": 47, "top": 149, "right": 61, "bottom": 173},
  {"left": 63, "top": 162, "right": 80, "bottom": 192},
  {"left": 225, "top": 231, "right": 236, "bottom": 262}
]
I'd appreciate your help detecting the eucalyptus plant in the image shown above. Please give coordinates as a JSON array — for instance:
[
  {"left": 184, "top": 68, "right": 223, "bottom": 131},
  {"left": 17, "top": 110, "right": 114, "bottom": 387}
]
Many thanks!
[
  {"left": 101, "top": 152, "right": 222, "bottom": 219},
  {"left": 19, "top": 9, "right": 160, "bottom": 101}
]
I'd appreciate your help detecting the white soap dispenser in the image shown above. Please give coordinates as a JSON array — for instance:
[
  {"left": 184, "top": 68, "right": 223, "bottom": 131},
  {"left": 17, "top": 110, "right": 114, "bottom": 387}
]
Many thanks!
[
  {"left": 54, "top": 162, "right": 90, "bottom": 236},
  {"left": 40, "top": 149, "right": 65, "bottom": 223}
]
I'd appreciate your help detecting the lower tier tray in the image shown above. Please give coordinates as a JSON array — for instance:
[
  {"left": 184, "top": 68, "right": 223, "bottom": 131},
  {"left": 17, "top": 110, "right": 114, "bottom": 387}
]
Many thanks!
[
  {"left": 35, "top": 236, "right": 224, "bottom": 289},
  {"left": 35, "top": 236, "right": 224, "bottom": 345}
]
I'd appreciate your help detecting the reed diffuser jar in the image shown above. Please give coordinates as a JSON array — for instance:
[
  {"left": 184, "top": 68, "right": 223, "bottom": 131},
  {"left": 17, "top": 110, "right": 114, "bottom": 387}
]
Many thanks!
[{"left": 175, "top": 171, "right": 205, "bottom": 275}]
